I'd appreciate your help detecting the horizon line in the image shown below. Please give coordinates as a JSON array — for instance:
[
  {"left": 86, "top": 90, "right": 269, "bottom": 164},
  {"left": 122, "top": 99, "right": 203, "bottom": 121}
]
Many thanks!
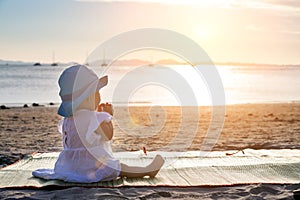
[{"left": 0, "top": 58, "right": 300, "bottom": 67}]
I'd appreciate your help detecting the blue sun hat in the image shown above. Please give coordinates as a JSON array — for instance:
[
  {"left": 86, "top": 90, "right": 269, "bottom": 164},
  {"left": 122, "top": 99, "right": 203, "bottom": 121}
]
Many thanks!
[{"left": 58, "top": 64, "right": 108, "bottom": 117}]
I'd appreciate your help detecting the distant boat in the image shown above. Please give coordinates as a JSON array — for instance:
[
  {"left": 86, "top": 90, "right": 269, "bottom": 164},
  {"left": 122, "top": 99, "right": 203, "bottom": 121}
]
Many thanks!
[
  {"left": 101, "top": 49, "right": 108, "bottom": 67},
  {"left": 33, "top": 62, "right": 41, "bottom": 66},
  {"left": 148, "top": 53, "right": 154, "bottom": 67},
  {"left": 101, "top": 62, "right": 108, "bottom": 67},
  {"left": 51, "top": 51, "right": 58, "bottom": 66}
]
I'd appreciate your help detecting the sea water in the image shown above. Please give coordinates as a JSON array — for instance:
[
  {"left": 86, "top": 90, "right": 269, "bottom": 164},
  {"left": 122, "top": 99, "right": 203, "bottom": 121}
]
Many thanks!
[{"left": 0, "top": 64, "right": 299, "bottom": 106}]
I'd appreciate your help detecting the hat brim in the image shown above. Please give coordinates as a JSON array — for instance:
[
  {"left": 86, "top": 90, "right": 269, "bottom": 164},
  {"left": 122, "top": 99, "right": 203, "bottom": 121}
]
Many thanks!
[{"left": 97, "top": 75, "right": 108, "bottom": 90}]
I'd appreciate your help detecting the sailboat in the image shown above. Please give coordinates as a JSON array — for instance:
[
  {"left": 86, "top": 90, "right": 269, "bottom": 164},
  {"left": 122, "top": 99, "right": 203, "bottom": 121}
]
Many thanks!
[
  {"left": 101, "top": 62, "right": 108, "bottom": 67},
  {"left": 51, "top": 51, "right": 58, "bottom": 66},
  {"left": 101, "top": 49, "right": 108, "bottom": 67},
  {"left": 148, "top": 52, "right": 154, "bottom": 67}
]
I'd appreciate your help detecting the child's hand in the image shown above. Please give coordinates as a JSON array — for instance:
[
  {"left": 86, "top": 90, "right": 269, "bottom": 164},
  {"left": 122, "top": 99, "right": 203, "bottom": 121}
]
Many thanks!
[{"left": 98, "top": 103, "right": 114, "bottom": 116}]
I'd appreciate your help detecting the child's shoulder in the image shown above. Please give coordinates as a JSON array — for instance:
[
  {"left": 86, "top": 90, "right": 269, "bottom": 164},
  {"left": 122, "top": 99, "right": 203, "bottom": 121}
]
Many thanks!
[
  {"left": 75, "top": 109, "right": 95, "bottom": 115},
  {"left": 75, "top": 109, "right": 110, "bottom": 116},
  {"left": 74, "top": 109, "right": 112, "bottom": 123}
]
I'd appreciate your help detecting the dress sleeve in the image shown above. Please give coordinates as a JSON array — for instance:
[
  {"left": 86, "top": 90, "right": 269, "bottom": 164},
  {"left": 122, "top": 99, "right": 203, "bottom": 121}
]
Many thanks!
[
  {"left": 85, "top": 111, "right": 112, "bottom": 144},
  {"left": 95, "top": 111, "right": 113, "bottom": 124}
]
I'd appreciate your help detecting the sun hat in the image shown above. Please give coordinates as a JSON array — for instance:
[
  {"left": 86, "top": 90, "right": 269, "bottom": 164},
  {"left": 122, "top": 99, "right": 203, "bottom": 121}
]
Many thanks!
[{"left": 58, "top": 64, "right": 108, "bottom": 117}]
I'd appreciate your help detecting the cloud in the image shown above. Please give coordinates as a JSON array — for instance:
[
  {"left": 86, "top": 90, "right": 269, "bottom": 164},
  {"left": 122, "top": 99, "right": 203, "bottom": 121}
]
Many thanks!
[
  {"left": 265, "top": 0, "right": 300, "bottom": 8},
  {"left": 245, "top": 25, "right": 263, "bottom": 32},
  {"left": 246, "top": 24, "right": 300, "bottom": 36},
  {"left": 228, "top": 0, "right": 300, "bottom": 11},
  {"left": 75, "top": 0, "right": 300, "bottom": 12},
  {"left": 75, "top": 0, "right": 235, "bottom": 6},
  {"left": 280, "top": 30, "right": 300, "bottom": 35}
]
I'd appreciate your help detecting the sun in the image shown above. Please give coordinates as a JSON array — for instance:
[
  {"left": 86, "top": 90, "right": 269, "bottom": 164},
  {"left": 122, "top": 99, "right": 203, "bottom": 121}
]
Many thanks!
[{"left": 195, "top": 27, "right": 210, "bottom": 39}]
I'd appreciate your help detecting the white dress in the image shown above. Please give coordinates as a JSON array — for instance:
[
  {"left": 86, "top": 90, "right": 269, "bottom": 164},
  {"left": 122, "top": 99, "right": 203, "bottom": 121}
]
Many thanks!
[{"left": 32, "top": 110, "right": 121, "bottom": 183}]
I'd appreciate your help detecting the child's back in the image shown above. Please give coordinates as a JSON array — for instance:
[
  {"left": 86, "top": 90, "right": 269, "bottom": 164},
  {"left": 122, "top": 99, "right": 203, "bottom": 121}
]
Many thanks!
[{"left": 54, "top": 109, "right": 121, "bottom": 183}]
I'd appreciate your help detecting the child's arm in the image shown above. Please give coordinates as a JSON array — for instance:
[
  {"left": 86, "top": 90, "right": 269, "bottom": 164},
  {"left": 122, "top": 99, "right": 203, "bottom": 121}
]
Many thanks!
[
  {"left": 95, "top": 121, "right": 113, "bottom": 141},
  {"left": 95, "top": 103, "right": 114, "bottom": 140}
]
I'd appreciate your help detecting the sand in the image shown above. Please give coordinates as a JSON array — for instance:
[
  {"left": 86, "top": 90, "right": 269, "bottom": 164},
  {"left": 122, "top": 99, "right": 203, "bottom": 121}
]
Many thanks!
[{"left": 0, "top": 103, "right": 300, "bottom": 199}]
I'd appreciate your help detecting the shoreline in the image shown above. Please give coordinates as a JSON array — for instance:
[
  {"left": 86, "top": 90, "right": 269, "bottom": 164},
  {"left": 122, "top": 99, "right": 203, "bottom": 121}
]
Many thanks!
[{"left": 1, "top": 100, "right": 300, "bottom": 109}]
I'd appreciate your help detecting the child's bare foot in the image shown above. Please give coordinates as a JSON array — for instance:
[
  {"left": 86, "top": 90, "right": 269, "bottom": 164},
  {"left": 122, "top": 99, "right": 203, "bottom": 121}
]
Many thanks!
[{"left": 148, "top": 155, "right": 165, "bottom": 178}]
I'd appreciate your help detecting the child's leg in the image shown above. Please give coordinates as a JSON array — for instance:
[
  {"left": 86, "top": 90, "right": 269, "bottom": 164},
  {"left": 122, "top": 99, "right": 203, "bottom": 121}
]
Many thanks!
[{"left": 120, "top": 155, "right": 165, "bottom": 178}]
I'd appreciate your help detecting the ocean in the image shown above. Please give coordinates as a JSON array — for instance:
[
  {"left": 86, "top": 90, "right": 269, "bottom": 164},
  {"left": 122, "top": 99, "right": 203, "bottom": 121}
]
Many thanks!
[{"left": 0, "top": 64, "right": 300, "bottom": 107}]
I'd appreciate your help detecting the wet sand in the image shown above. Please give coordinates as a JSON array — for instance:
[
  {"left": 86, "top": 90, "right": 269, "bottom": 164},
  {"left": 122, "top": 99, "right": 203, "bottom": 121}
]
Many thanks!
[{"left": 0, "top": 103, "right": 300, "bottom": 199}]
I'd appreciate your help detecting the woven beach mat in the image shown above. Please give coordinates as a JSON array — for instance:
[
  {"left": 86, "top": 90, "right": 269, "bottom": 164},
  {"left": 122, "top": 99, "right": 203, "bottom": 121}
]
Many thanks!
[{"left": 1, "top": 149, "right": 300, "bottom": 188}]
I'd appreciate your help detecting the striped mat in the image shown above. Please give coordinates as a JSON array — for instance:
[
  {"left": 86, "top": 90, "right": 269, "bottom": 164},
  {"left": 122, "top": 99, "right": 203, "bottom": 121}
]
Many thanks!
[{"left": 0, "top": 149, "right": 299, "bottom": 188}]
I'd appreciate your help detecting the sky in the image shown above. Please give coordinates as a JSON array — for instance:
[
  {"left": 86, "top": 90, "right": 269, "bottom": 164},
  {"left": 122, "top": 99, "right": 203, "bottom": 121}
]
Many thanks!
[{"left": 0, "top": 0, "right": 300, "bottom": 64}]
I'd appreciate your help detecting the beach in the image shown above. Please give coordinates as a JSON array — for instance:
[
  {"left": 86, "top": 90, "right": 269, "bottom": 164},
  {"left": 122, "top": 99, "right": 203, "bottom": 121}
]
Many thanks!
[
  {"left": 2, "top": 0, "right": 300, "bottom": 198},
  {"left": 0, "top": 103, "right": 299, "bottom": 199}
]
